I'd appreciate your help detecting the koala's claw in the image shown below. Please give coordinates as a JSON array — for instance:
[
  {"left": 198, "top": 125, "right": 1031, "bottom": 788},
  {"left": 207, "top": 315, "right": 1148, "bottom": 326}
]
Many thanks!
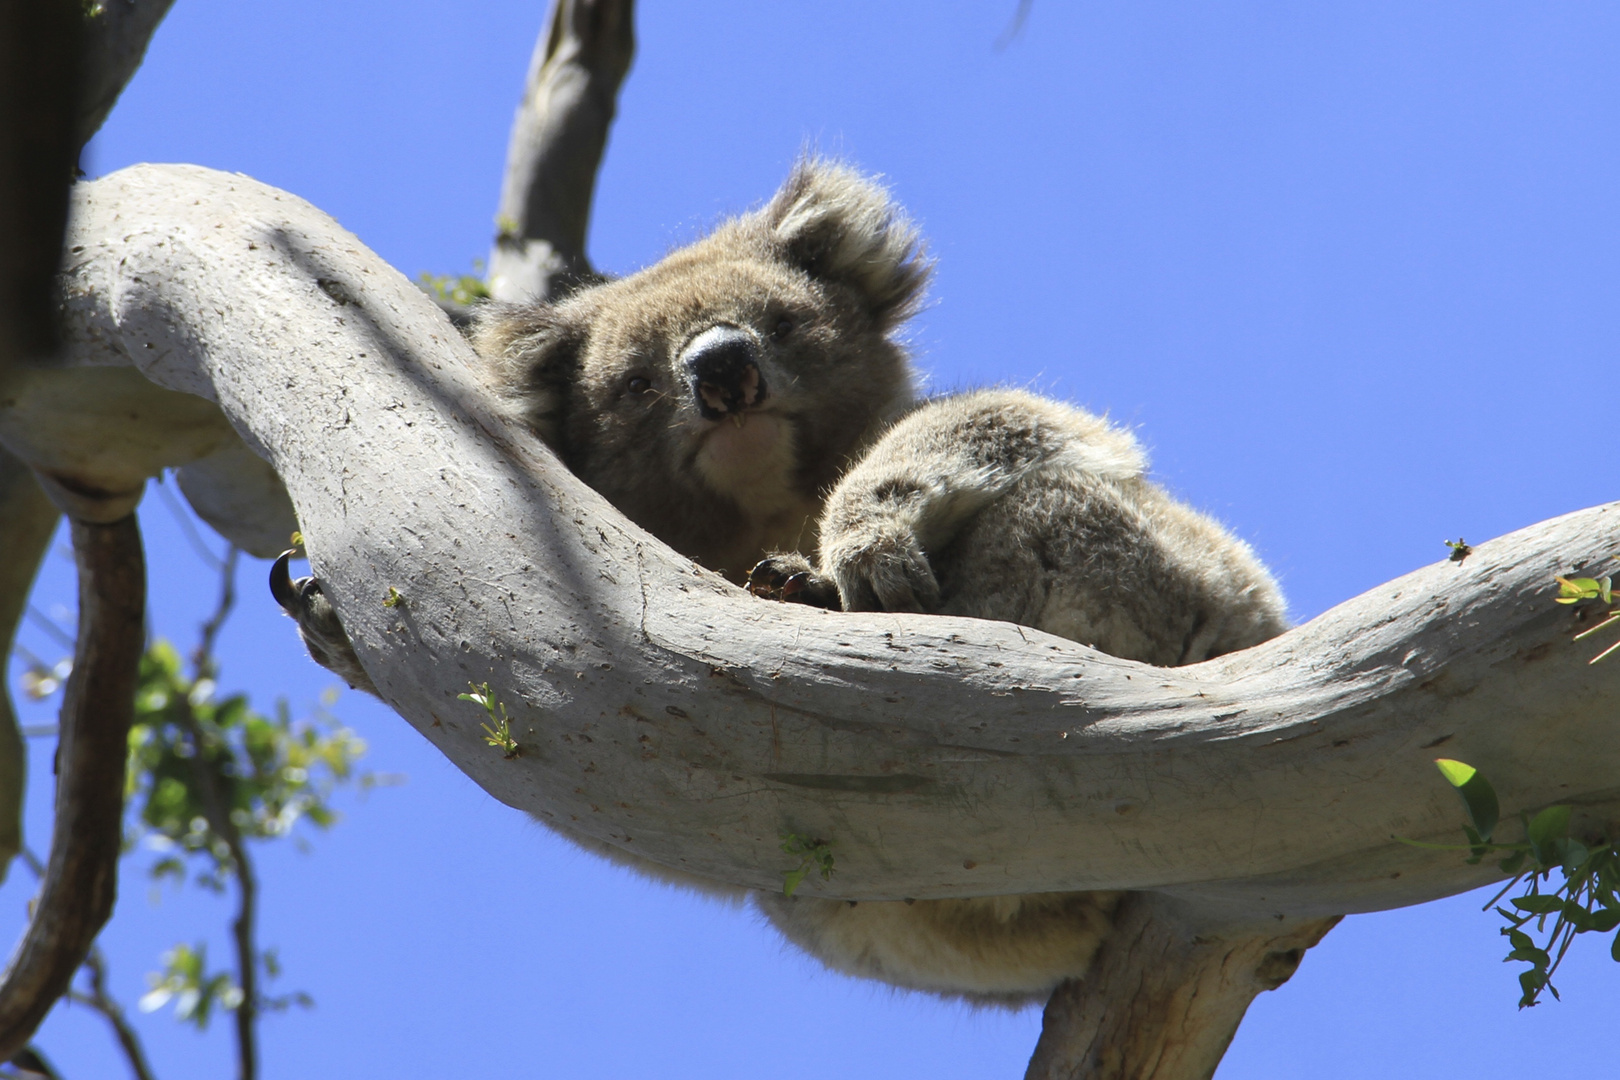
[
  {"left": 270, "top": 550, "right": 377, "bottom": 696},
  {"left": 746, "top": 555, "right": 842, "bottom": 610}
]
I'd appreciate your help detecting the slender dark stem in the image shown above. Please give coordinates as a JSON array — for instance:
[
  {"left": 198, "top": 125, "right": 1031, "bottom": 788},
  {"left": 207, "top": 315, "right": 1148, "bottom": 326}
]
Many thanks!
[
  {"left": 170, "top": 544, "right": 257, "bottom": 1079},
  {"left": 65, "top": 947, "right": 157, "bottom": 1080},
  {"left": 191, "top": 546, "right": 238, "bottom": 679},
  {"left": 155, "top": 483, "right": 224, "bottom": 575},
  {"left": 0, "top": 516, "right": 145, "bottom": 1062},
  {"left": 171, "top": 696, "right": 257, "bottom": 1080}
]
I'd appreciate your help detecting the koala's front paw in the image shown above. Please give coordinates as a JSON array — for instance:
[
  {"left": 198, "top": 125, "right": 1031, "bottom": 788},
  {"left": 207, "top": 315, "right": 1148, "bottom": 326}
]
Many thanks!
[
  {"left": 746, "top": 553, "right": 842, "bottom": 610},
  {"left": 269, "top": 551, "right": 378, "bottom": 696},
  {"left": 824, "top": 526, "right": 941, "bottom": 614}
]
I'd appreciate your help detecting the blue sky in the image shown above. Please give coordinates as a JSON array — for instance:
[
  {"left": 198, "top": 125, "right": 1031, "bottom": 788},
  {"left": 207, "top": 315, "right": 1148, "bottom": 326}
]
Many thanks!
[{"left": 7, "top": 1, "right": 1618, "bottom": 1076}]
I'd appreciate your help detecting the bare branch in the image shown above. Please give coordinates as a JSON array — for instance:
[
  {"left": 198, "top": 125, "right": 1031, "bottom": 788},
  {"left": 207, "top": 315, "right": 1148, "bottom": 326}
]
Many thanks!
[
  {"left": 0, "top": 450, "right": 60, "bottom": 882},
  {"left": 0, "top": 515, "right": 144, "bottom": 1062},
  {"left": 77, "top": 1, "right": 178, "bottom": 151},
  {"left": 192, "top": 545, "right": 239, "bottom": 679},
  {"left": 66, "top": 947, "right": 159, "bottom": 1080},
  {"left": 486, "top": 0, "right": 634, "bottom": 302}
]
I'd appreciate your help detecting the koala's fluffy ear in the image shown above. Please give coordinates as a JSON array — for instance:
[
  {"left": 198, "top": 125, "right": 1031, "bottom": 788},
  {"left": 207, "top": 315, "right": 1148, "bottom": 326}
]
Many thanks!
[
  {"left": 761, "top": 159, "right": 932, "bottom": 328},
  {"left": 471, "top": 302, "right": 582, "bottom": 451}
]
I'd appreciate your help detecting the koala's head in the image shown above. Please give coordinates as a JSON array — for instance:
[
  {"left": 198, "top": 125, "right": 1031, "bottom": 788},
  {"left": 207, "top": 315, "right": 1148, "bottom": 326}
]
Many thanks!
[{"left": 475, "top": 159, "right": 930, "bottom": 579}]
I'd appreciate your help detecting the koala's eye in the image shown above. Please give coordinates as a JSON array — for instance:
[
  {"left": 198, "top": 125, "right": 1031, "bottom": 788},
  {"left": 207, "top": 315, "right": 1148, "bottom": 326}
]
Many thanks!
[
  {"left": 771, "top": 318, "right": 794, "bottom": 342},
  {"left": 626, "top": 376, "right": 652, "bottom": 395}
]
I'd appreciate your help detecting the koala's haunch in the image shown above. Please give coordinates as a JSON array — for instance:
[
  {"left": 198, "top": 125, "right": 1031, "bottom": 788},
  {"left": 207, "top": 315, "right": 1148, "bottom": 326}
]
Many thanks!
[{"left": 749, "top": 389, "right": 1290, "bottom": 1003}]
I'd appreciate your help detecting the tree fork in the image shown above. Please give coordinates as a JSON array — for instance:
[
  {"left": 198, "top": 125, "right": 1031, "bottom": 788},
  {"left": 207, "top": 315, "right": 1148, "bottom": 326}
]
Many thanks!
[{"left": 1027, "top": 897, "right": 1340, "bottom": 1080}]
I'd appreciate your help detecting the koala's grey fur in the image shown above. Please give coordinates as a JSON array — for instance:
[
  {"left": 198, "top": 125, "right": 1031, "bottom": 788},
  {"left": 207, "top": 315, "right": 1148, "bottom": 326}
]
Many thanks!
[
  {"left": 749, "top": 389, "right": 1289, "bottom": 1003},
  {"left": 276, "top": 160, "right": 1288, "bottom": 1008},
  {"left": 472, "top": 159, "right": 927, "bottom": 580}
]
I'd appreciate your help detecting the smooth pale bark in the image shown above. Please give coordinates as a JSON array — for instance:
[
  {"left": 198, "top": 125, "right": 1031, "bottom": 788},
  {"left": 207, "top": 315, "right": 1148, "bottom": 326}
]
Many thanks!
[
  {"left": 486, "top": 0, "right": 634, "bottom": 302},
  {"left": 1026, "top": 898, "right": 1340, "bottom": 1080},
  {"left": 17, "top": 163, "right": 1617, "bottom": 918}
]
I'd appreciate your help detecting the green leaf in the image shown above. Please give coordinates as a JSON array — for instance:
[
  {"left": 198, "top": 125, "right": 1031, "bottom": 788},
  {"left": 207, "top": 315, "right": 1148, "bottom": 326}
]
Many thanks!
[
  {"left": 1612, "top": 929, "right": 1620, "bottom": 963},
  {"left": 1511, "top": 894, "right": 1564, "bottom": 915},
  {"left": 782, "top": 867, "right": 808, "bottom": 898},
  {"left": 1526, "top": 805, "right": 1573, "bottom": 864},
  {"left": 1435, "top": 759, "right": 1499, "bottom": 841}
]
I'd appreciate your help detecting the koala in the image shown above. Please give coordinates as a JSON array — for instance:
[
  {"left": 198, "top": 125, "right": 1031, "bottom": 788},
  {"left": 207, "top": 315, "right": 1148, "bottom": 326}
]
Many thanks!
[
  {"left": 746, "top": 389, "right": 1289, "bottom": 1003},
  {"left": 274, "top": 158, "right": 926, "bottom": 689},
  {"left": 274, "top": 159, "right": 1288, "bottom": 1008}
]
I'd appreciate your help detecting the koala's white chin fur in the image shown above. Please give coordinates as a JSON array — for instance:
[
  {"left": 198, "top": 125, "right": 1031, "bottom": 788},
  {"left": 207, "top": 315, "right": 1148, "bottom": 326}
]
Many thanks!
[{"left": 695, "top": 412, "right": 793, "bottom": 504}]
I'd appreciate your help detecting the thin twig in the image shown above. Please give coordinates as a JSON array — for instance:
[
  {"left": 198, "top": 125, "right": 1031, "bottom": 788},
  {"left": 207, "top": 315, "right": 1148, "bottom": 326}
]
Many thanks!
[
  {"left": 65, "top": 947, "right": 157, "bottom": 1080},
  {"left": 172, "top": 696, "right": 257, "bottom": 1080},
  {"left": 154, "top": 483, "right": 224, "bottom": 575},
  {"left": 22, "top": 608, "right": 74, "bottom": 653},
  {"left": 191, "top": 547, "right": 238, "bottom": 680},
  {"left": 173, "top": 548, "right": 256, "bottom": 1080},
  {"left": 994, "top": 0, "right": 1034, "bottom": 51}
]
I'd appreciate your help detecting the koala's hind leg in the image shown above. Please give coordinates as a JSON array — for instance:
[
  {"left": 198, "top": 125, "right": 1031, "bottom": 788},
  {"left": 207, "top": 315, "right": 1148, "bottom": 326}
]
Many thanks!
[
  {"left": 814, "top": 389, "right": 1146, "bottom": 615},
  {"left": 269, "top": 551, "right": 377, "bottom": 696}
]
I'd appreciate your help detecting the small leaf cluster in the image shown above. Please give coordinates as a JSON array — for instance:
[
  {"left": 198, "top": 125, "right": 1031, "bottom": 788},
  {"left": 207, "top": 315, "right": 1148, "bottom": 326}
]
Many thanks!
[
  {"left": 417, "top": 268, "right": 491, "bottom": 307},
  {"left": 780, "top": 833, "right": 836, "bottom": 898},
  {"left": 1433, "top": 759, "right": 1620, "bottom": 1007},
  {"left": 460, "top": 681, "right": 520, "bottom": 758},
  {"left": 1555, "top": 573, "right": 1620, "bottom": 664},
  {"left": 138, "top": 943, "right": 241, "bottom": 1030},
  {"left": 128, "top": 641, "right": 368, "bottom": 883}
]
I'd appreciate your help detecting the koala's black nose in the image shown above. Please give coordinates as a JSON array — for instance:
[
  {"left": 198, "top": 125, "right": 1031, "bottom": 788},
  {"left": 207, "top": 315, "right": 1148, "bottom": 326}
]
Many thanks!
[{"left": 681, "top": 325, "right": 768, "bottom": 421}]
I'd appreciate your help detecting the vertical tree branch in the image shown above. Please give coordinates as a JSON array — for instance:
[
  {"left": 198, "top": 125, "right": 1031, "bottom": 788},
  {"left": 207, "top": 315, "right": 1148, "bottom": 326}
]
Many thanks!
[
  {"left": 0, "top": 515, "right": 145, "bottom": 1062},
  {"left": 1024, "top": 895, "right": 1340, "bottom": 1080},
  {"left": 0, "top": 450, "right": 61, "bottom": 882},
  {"left": 0, "top": 0, "right": 80, "bottom": 364},
  {"left": 486, "top": 0, "right": 635, "bottom": 302}
]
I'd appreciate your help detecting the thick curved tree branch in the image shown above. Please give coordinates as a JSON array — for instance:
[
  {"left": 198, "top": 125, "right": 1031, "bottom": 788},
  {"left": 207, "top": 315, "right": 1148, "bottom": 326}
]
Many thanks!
[
  {"left": 31, "top": 164, "right": 1620, "bottom": 909},
  {"left": 0, "top": 516, "right": 144, "bottom": 1062},
  {"left": 486, "top": 0, "right": 634, "bottom": 302}
]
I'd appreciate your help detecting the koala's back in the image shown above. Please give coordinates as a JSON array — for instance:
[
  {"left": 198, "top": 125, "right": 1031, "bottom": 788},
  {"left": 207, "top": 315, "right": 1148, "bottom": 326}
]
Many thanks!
[
  {"left": 929, "top": 402, "right": 1288, "bottom": 663},
  {"left": 756, "top": 390, "right": 1289, "bottom": 1004}
]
